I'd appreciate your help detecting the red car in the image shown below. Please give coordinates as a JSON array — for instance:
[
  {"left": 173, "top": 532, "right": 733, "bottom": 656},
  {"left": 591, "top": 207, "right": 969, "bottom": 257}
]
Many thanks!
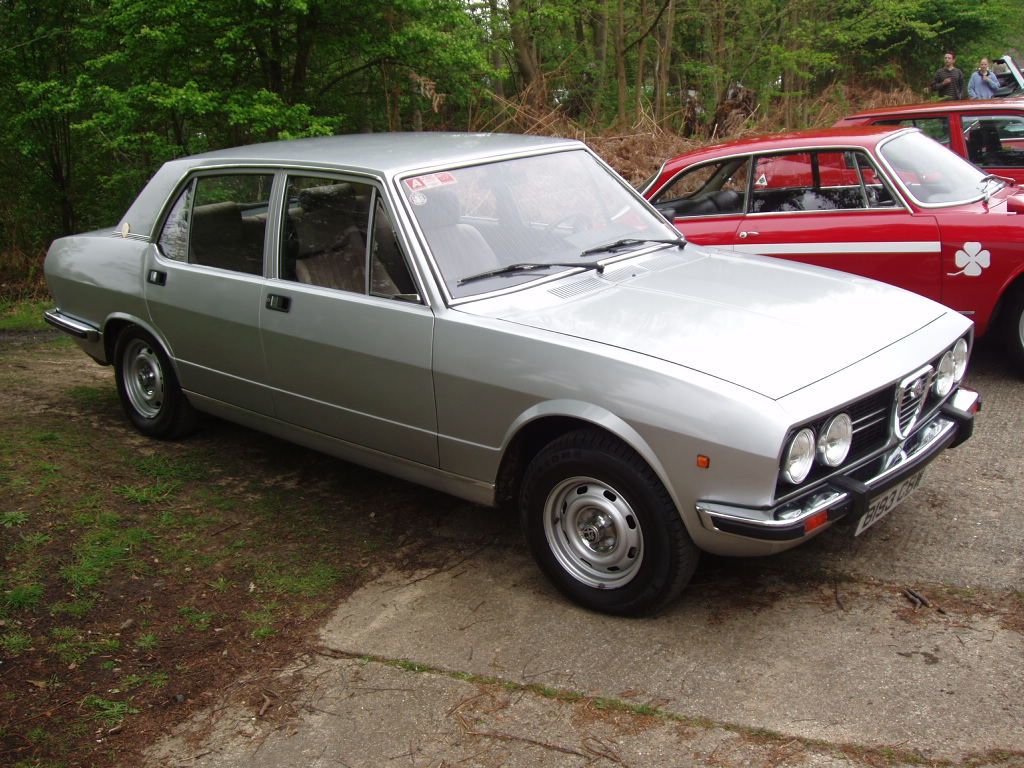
[
  {"left": 836, "top": 98, "right": 1024, "bottom": 183},
  {"left": 641, "top": 126, "right": 1024, "bottom": 368}
]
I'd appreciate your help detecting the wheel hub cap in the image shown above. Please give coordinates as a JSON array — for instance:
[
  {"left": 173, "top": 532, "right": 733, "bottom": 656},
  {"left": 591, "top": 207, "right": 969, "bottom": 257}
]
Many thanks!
[
  {"left": 123, "top": 339, "right": 166, "bottom": 419},
  {"left": 543, "top": 477, "right": 644, "bottom": 589}
]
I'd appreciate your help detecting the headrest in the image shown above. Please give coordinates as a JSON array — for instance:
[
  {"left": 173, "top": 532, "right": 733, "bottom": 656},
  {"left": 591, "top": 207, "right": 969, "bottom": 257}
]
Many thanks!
[
  {"left": 415, "top": 188, "right": 461, "bottom": 230},
  {"left": 298, "top": 183, "right": 355, "bottom": 213}
]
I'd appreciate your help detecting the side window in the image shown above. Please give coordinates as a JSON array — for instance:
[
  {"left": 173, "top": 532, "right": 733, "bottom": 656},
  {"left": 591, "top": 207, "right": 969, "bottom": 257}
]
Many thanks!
[
  {"left": 157, "top": 183, "right": 193, "bottom": 262},
  {"left": 751, "top": 153, "right": 812, "bottom": 212},
  {"left": 751, "top": 151, "right": 894, "bottom": 213},
  {"left": 281, "top": 176, "right": 372, "bottom": 293},
  {"left": 651, "top": 158, "right": 749, "bottom": 218},
  {"left": 188, "top": 174, "right": 272, "bottom": 275},
  {"left": 845, "top": 150, "right": 899, "bottom": 208},
  {"left": 964, "top": 114, "right": 1024, "bottom": 167},
  {"left": 369, "top": 199, "right": 418, "bottom": 300},
  {"left": 876, "top": 117, "right": 951, "bottom": 146}
]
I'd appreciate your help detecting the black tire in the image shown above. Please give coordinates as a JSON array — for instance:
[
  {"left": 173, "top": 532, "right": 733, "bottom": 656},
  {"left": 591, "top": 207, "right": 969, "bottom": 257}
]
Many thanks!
[
  {"left": 113, "top": 326, "right": 197, "bottom": 439},
  {"left": 1002, "top": 288, "right": 1024, "bottom": 375},
  {"left": 520, "top": 429, "right": 699, "bottom": 616}
]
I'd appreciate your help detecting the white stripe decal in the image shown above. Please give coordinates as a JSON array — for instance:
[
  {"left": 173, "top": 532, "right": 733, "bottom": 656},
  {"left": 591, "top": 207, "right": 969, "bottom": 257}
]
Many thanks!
[{"left": 732, "top": 241, "right": 942, "bottom": 255}]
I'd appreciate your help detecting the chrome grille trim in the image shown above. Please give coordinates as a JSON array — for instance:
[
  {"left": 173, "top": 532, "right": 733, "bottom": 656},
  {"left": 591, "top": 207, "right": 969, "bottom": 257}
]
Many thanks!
[{"left": 894, "top": 365, "right": 933, "bottom": 439}]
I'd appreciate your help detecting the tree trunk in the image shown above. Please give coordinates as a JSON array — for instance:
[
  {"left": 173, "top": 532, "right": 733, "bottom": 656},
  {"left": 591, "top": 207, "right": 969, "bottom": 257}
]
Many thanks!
[
  {"left": 655, "top": 0, "right": 674, "bottom": 123},
  {"left": 634, "top": 0, "right": 647, "bottom": 123},
  {"left": 591, "top": 1, "right": 609, "bottom": 94},
  {"left": 488, "top": 0, "right": 505, "bottom": 97},
  {"left": 508, "top": 0, "right": 540, "bottom": 94},
  {"left": 615, "top": 0, "right": 626, "bottom": 127}
]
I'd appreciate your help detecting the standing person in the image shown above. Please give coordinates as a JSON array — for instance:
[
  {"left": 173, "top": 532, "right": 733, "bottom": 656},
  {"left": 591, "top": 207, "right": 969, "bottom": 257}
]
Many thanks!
[
  {"left": 932, "top": 51, "right": 965, "bottom": 100},
  {"left": 969, "top": 58, "right": 1001, "bottom": 99}
]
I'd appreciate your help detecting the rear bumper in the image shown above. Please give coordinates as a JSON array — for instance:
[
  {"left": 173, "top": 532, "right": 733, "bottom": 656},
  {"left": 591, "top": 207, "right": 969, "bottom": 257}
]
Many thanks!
[
  {"left": 44, "top": 308, "right": 100, "bottom": 341},
  {"left": 695, "top": 387, "right": 980, "bottom": 543}
]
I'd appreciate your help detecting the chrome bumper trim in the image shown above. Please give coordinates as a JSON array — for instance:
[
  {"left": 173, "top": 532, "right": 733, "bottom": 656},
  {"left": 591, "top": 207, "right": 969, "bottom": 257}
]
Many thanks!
[{"left": 43, "top": 308, "right": 100, "bottom": 341}]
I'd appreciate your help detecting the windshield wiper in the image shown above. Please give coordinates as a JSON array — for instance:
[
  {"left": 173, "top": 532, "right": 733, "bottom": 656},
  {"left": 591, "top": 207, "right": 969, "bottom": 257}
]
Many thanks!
[
  {"left": 578, "top": 237, "right": 684, "bottom": 259},
  {"left": 458, "top": 261, "right": 606, "bottom": 286}
]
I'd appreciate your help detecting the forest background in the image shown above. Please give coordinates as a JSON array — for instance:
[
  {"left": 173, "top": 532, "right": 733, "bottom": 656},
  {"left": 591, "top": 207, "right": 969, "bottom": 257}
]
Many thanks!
[{"left": 1, "top": 0, "right": 1022, "bottom": 298}]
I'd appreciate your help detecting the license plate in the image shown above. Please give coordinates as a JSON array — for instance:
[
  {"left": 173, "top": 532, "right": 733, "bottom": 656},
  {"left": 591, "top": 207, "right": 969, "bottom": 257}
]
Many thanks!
[{"left": 854, "top": 470, "right": 925, "bottom": 537}]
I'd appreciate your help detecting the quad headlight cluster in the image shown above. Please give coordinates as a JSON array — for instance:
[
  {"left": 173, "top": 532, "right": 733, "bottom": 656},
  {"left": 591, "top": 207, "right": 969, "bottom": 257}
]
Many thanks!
[
  {"left": 781, "top": 413, "right": 853, "bottom": 485},
  {"left": 780, "top": 336, "right": 969, "bottom": 487}
]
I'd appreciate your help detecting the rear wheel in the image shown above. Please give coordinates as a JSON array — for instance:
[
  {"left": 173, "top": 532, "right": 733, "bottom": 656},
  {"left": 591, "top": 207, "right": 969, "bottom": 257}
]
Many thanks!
[
  {"left": 520, "top": 429, "right": 698, "bottom": 615},
  {"left": 114, "top": 327, "right": 197, "bottom": 439}
]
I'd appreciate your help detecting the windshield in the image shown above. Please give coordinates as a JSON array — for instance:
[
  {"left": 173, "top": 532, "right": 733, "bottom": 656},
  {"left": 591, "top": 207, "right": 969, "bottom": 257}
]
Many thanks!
[
  {"left": 879, "top": 131, "right": 995, "bottom": 206},
  {"left": 401, "top": 149, "right": 679, "bottom": 298}
]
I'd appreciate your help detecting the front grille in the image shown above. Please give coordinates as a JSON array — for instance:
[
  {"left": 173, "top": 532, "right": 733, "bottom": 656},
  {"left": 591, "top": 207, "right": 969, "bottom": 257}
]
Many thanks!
[
  {"left": 894, "top": 366, "right": 933, "bottom": 439},
  {"left": 848, "top": 387, "right": 892, "bottom": 459}
]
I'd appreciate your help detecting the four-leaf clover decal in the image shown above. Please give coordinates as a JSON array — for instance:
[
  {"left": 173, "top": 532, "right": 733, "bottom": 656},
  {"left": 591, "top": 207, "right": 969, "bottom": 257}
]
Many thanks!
[{"left": 948, "top": 242, "right": 990, "bottom": 277}]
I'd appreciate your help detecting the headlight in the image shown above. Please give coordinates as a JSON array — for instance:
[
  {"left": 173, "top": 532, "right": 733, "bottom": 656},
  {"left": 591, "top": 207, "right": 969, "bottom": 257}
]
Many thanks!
[
  {"left": 816, "top": 413, "right": 852, "bottom": 467},
  {"left": 952, "top": 338, "right": 968, "bottom": 382},
  {"left": 781, "top": 428, "right": 815, "bottom": 484},
  {"left": 934, "top": 350, "right": 955, "bottom": 397}
]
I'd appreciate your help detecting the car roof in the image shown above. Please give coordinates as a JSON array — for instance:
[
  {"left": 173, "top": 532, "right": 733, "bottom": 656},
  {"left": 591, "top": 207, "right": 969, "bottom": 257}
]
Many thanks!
[
  {"left": 841, "top": 97, "right": 1024, "bottom": 120},
  {"left": 182, "top": 132, "right": 580, "bottom": 175},
  {"left": 657, "top": 125, "right": 909, "bottom": 169},
  {"left": 121, "top": 132, "right": 584, "bottom": 237}
]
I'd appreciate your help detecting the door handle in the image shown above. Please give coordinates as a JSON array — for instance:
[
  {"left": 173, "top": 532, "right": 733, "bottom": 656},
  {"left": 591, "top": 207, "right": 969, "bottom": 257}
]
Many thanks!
[
  {"left": 266, "top": 294, "right": 292, "bottom": 312},
  {"left": 738, "top": 231, "right": 760, "bottom": 239},
  {"left": 147, "top": 269, "right": 167, "bottom": 286}
]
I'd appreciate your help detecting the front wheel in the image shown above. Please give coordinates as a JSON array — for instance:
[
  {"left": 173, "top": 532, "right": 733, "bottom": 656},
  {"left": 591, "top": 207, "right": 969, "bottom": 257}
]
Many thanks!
[
  {"left": 114, "top": 327, "right": 197, "bottom": 439},
  {"left": 520, "top": 429, "right": 698, "bottom": 615}
]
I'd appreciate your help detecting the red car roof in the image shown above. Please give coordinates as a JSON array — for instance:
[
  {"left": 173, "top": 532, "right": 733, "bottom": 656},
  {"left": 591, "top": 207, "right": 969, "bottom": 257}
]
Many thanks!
[
  {"left": 656, "top": 125, "right": 910, "bottom": 171},
  {"left": 838, "top": 97, "right": 1024, "bottom": 122}
]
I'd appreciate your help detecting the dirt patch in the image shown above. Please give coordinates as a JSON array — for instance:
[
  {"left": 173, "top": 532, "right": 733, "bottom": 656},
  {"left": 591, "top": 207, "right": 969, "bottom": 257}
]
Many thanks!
[{"left": 0, "top": 334, "right": 490, "bottom": 767}]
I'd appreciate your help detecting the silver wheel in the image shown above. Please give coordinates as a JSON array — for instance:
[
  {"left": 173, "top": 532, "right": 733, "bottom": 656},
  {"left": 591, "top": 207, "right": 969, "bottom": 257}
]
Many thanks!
[
  {"left": 122, "top": 338, "right": 166, "bottom": 419},
  {"left": 542, "top": 476, "right": 644, "bottom": 589}
]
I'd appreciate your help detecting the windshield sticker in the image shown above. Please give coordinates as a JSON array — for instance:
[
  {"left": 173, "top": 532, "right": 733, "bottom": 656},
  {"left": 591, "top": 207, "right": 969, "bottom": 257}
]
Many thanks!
[
  {"left": 949, "top": 242, "right": 990, "bottom": 277},
  {"left": 409, "top": 191, "right": 427, "bottom": 206},
  {"left": 405, "top": 172, "right": 457, "bottom": 191}
]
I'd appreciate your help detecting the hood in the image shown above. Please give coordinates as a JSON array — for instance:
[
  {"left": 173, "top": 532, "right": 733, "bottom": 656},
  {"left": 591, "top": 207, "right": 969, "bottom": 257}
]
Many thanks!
[{"left": 463, "top": 246, "right": 947, "bottom": 399}]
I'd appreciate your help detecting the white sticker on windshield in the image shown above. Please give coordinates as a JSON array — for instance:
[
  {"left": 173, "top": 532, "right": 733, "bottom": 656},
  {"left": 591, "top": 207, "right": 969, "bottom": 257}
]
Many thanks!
[{"left": 409, "top": 192, "right": 427, "bottom": 206}]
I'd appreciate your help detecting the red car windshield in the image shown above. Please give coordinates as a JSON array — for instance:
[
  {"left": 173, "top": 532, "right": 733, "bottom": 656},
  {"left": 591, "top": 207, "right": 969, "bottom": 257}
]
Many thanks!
[{"left": 879, "top": 131, "right": 999, "bottom": 206}]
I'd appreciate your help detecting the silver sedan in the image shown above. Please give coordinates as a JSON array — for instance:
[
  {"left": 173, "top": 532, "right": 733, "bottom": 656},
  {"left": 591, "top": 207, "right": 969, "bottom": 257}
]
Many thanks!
[{"left": 44, "top": 132, "right": 980, "bottom": 615}]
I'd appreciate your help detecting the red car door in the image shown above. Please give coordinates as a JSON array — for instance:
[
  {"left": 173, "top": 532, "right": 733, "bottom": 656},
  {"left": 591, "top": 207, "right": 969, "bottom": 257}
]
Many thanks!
[
  {"left": 648, "top": 156, "right": 747, "bottom": 247},
  {"left": 728, "top": 150, "right": 944, "bottom": 302}
]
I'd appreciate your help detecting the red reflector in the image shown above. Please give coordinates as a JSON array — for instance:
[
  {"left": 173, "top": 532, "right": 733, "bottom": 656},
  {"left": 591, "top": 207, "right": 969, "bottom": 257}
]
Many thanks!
[
  {"left": 696, "top": 455, "right": 711, "bottom": 469},
  {"left": 804, "top": 509, "right": 829, "bottom": 534}
]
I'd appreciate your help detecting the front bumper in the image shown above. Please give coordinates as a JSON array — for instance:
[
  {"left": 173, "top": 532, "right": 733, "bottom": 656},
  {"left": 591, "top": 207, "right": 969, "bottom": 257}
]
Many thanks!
[{"left": 695, "top": 387, "right": 980, "bottom": 543}]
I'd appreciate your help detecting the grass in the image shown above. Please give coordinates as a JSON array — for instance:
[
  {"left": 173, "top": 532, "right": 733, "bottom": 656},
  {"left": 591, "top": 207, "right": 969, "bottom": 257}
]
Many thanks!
[
  {"left": 1, "top": 510, "right": 29, "bottom": 527},
  {"left": 82, "top": 696, "right": 139, "bottom": 726},
  {"left": 0, "top": 307, "right": 387, "bottom": 766},
  {"left": 0, "top": 298, "right": 50, "bottom": 331}
]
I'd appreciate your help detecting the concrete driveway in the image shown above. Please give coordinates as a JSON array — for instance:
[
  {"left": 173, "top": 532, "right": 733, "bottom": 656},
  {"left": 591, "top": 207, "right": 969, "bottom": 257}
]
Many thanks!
[{"left": 146, "top": 342, "right": 1023, "bottom": 768}]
